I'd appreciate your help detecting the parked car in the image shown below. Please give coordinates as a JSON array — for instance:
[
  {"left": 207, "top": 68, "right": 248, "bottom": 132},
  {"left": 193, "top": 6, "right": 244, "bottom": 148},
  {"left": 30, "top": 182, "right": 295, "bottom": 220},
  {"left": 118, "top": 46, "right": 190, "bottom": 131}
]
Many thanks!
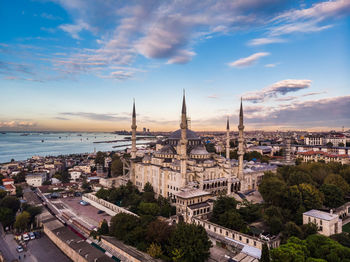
[
  {"left": 97, "top": 210, "right": 104, "bottom": 214},
  {"left": 29, "top": 232, "right": 35, "bottom": 240},
  {"left": 34, "top": 231, "right": 41, "bottom": 238},
  {"left": 79, "top": 200, "right": 89, "bottom": 206},
  {"left": 16, "top": 245, "right": 24, "bottom": 253},
  {"left": 22, "top": 233, "right": 30, "bottom": 241}
]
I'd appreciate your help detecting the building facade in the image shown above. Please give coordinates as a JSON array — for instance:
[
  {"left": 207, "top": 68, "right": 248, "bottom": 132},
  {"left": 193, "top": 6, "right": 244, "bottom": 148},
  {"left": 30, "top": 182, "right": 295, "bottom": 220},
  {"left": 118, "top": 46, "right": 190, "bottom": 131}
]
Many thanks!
[{"left": 129, "top": 94, "right": 276, "bottom": 200}]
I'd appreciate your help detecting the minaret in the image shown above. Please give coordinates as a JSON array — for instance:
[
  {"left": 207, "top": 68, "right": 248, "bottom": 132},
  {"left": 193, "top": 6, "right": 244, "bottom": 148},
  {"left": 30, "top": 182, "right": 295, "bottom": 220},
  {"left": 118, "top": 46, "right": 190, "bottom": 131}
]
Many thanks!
[
  {"left": 226, "top": 116, "right": 232, "bottom": 195},
  {"left": 238, "top": 98, "right": 244, "bottom": 181},
  {"left": 180, "top": 91, "right": 188, "bottom": 187},
  {"left": 226, "top": 116, "right": 230, "bottom": 159},
  {"left": 131, "top": 99, "right": 137, "bottom": 159}
]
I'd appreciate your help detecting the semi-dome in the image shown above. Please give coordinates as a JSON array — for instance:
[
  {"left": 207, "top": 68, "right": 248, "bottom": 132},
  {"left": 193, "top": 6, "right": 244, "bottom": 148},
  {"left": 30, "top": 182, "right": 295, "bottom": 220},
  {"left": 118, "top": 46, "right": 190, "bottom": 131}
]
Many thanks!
[
  {"left": 159, "top": 144, "right": 176, "bottom": 154},
  {"left": 190, "top": 145, "right": 209, "bottom": 155},
  {"left": 169, "top": 129, "right": 200, "bottom": 140}
]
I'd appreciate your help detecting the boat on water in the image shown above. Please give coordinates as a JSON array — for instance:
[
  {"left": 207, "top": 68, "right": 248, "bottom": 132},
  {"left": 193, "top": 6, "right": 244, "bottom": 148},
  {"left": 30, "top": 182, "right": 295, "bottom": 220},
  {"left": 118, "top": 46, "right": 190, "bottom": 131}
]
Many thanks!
[
  {"left": 20, "top": 133, "right": 29, "bottom": 136},
  {"left": 1, "top": 132, "right": 6, "bottom": 134},
  {"left": 41, "top": 140, "right": 44, "bottom": 142}
]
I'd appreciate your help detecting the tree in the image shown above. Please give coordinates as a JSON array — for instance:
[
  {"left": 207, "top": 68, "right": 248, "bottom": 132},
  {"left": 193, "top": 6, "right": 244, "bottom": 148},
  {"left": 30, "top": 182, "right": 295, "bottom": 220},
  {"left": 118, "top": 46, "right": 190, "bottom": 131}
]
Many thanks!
[
  {"left": 14, "top": 211, "right": 30, "bottom": 232},
  {"left": 96, "top": 188, "right": 110, "bottom": 200},
  {"left": 287, "top": 171, "right": 314, "bottom": 186},
  {"left": 111, "top": 156, "right": 123, "bottom": 177},
  {"left": 298, "top": 183, "right": 323, "bottom": 211},
  {"left": 0, "top": 173, "right": 4, "bottom": 185},
  {"left": 16, "top": 185, "right": 23, "bottom": 198},
  {"left": 13, "top": 171, "right": 26, "bottom": 183},
  {"left": 300, "top": 223, "right": 318, "bottom": 239},
  {"left": 259, "top": 176, "right": 287, "bottom": 206},
  {"left": 146, "top": 220, "right": 173, "bottom": 244},
  {"left": 320, "top": 184, "right": 345, "bottom": 208},
  {"left": 147, "top": 243, "right": 163, "bottom": 258},
  {"left": 218, "top": 210, "right": 246, "bottom": 232},
  {"left": 0, "top": 207, "right": 15, "bottom": 228},
  {"left": 282, "top": 222, "right": 303, "bottom": 241},
  {"left": 211, "top": 196, "right": 237, "bottom": 223},
  {"left": 324, "top": 174, "right": 350, "bottom": 194},
  {"left": 95, "top": 151, "right": 106, "bottom": 165},
  {"left": 260, "top": 243, "right": 270, "bottom": 262},
  {"left": 0, "top": 196, "right": 20, "bottom": 213},
  {"left": 24, "top": 205, "right": 42, "bottom": 224},
  {"left": 138, "top": 202, "right": 160, "bottom": 216},
  {"left": 339, "top": 142, "right": 345, "bottom": 147},
  {"left": 98, "top": 219, "right": 109, "bottom": 235},
  {"left": 168, "top": 223, "right": 212, "bottom": 262},
  {"left": 0, "top": 190, "right": 7, "bottom": 199},
  {"left": 110, "top": 213, "right": 139, "bottom": 241}
]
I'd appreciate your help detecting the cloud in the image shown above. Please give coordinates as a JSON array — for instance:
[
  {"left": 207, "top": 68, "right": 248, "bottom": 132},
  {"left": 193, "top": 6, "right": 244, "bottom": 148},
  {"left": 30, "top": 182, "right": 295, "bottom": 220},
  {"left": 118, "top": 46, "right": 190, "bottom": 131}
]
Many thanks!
[
  {"left": 195, "top": 95, "right": 350, "bottom": 129},
  {"left": 248, "top": 37, "right": 286, "bottom": 46},
  {"left": 166, "top": 50, "right": 196, "bottom": 64},
  {"left": 60, "top": 112, "right": 129, "bottom": 122},
  {"left": 264, "top": 63, "right": 277, "bottom": 68},
  {"left": 208, "top": 94, "right": 218, "bottom": 99},
  {"left": 54, "top": 117, "right": 69, "bottom": 120},
  {"left": 41, "top": 13, "right": 62, "bottom": 20},
  {"left": 243, "top": 79, "right": 312, "bottom": 103},
  {"left": 228, "top": 52, "right": 270, "bottom": 68},
  {"left": 245, "top": 95, "right": 350, "bottom": 127},
  {"left": 0, "top": 121, "right": 36, "bottom": 128},
  {"left": 59, "top": 20, "right": 92, "bottom": 39}
]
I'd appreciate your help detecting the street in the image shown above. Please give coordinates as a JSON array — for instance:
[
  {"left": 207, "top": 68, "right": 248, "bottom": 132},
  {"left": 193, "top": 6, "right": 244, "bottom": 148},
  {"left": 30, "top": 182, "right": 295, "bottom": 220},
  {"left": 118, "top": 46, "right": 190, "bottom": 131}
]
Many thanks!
[{"left": 0, "top": 232, "right": 71, "bottom": 262}]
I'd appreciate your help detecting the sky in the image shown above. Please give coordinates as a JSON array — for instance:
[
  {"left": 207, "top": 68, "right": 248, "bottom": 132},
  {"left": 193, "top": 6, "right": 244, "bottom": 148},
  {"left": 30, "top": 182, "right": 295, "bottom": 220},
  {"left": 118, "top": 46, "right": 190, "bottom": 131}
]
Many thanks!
[{"left": 0, "top": 0, "right": 349, "bottom": 132}]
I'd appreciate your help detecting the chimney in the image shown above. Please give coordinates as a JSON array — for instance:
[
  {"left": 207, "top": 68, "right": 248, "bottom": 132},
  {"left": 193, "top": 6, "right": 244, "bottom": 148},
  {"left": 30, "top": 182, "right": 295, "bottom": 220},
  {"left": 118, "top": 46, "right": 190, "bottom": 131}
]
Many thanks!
[{"left": 330, "top": 209, "right": 333, "bottom": 215}]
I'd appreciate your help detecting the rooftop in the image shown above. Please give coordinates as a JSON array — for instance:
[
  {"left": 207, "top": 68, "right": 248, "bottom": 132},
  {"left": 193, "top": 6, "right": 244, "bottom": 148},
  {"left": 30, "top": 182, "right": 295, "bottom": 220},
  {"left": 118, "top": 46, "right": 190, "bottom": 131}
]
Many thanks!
[
  {"left": 174, "top": 188, "right": 211, "bottom": 199},
  {"left": 303, "top": 209, "right": 338, "bottom": 221}
]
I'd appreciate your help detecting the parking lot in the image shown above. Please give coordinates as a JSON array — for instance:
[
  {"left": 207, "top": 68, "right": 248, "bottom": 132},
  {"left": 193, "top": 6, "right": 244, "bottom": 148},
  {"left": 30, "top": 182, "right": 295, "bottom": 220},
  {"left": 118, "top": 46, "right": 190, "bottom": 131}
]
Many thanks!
[
  {"left": 0, "top": 232, "right": 71, "bottom": 262},
  {"left": 54, "top": 196, "right": 112, "bottom": 227}
]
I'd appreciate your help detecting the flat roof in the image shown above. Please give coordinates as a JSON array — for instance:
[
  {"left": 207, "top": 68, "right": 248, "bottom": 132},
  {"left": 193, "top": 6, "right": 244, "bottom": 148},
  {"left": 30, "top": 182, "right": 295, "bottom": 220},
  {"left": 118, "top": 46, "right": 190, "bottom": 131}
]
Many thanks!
[
  {"left": 174, "top": 188, "right": 211, "bottom": 199},
  {"left": 303, "top": 209, "right": 338, "bottom": 221}
]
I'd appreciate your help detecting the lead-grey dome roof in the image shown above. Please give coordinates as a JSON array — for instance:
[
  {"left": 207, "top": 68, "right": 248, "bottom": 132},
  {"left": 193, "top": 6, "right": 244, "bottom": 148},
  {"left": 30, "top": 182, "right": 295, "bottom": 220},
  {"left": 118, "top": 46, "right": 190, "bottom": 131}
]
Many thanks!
[
  {"left": 190, "top": 145, "right": 209, "bottom": 155},
  {"left": 169, "top": 129, "right": 199, "bottom": 140}
]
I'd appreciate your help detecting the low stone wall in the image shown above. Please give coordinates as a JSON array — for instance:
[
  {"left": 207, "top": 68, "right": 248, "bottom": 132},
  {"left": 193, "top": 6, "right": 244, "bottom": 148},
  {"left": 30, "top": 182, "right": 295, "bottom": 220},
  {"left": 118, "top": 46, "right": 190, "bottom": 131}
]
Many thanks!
[
  {"left": 43, "top": 225, "right": 87, "bottom": 262},
  {"left": 192, "top": 217, "right": 280, "bottom": 250},
  {"left": 101, "top": 236, "right": 157, "bottom": 262},
  {"left": 82, "top": 193, "right": 138, "bottom": 217}
]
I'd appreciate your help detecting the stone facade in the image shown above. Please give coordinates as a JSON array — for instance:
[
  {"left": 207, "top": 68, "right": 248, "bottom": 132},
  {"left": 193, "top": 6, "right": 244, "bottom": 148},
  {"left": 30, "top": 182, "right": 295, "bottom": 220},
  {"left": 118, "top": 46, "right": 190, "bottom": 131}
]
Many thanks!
[{"left": 303, "top": 209, "right": 342, "bottom": 237}]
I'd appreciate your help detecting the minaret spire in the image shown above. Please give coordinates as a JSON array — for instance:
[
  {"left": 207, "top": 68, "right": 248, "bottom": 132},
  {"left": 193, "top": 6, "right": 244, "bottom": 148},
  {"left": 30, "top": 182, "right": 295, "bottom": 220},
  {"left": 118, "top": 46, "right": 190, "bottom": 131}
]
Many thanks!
[
  {"left": 131, "top": 99, "right": 137, "bottom": 159},
  {"left": 226, "top": 116, "right": 230, "bottom": 159},
  {"left": 238, "top": 98, "right": 244, "bottom": 183},
  {"left": 180, "top": 90, "right": 188, "bottom": 187}
]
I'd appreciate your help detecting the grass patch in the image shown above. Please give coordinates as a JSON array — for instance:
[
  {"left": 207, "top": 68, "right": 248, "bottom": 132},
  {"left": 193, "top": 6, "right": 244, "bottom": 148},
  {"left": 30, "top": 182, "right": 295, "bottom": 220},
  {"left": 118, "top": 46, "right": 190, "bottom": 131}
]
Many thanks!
[{"left": 342, "top": 223, "right": 350, "bottom": 233}]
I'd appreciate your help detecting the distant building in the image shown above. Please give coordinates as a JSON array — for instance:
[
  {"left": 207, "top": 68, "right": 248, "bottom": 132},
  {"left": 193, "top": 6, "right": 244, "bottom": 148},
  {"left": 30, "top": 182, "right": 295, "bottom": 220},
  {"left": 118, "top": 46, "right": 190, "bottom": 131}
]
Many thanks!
[
  {"left": 304, "top": 135, "right": 324, "bottom": 146},
  {"left": 1, "top": 178, "right": 16, "bottom": 195},
  {"left": 297, "top": 151, "right": 350, "bottom": 165},
  {"left": 69, "top": 170, "right": 82, "bottom": 181},
  {"left": 26, "top": 172, "right": 47, "bottom": 187},
  {"left": 303, "top": 209, "right": 342, "bottom": 236}
]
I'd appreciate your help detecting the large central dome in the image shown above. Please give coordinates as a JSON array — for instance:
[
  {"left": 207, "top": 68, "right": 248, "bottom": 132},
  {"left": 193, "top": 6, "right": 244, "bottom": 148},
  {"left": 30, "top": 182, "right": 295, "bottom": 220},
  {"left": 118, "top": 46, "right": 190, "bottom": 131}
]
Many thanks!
[{"left": 168, "top": 129, "right": 200, "bottom": 140}]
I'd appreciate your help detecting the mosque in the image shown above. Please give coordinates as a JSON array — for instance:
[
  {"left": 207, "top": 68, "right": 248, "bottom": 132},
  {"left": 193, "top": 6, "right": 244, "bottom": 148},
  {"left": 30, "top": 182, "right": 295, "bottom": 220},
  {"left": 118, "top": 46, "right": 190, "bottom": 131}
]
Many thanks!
[{"left": 128, "top": 93, "right": 276, "bottom": 203}]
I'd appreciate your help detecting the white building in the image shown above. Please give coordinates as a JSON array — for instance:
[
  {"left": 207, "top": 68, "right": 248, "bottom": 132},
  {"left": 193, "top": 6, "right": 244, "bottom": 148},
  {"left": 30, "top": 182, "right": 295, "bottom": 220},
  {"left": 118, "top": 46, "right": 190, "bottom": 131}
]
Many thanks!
[
  {"left": 26, "top": 172, "right": 47, "bottom": 187},
  {"left": 303, "top": 209, "right": 342, "bottom": 236},
  {"left": 69, "top": 170, "right": 82, "bottom": 181},
  {"left": 129, "top": 95, "right": 276, "bottom": 200},
  {"left": 305, "top": 135, "right": 324, "bottom": 146}
]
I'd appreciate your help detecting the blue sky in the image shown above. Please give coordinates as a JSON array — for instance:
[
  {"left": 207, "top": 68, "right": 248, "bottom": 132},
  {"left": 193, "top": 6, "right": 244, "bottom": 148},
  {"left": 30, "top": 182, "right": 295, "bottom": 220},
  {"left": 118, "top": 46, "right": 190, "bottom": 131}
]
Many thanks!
[{"left": 0, "top": 0, "right": 349, "bottom": 131}]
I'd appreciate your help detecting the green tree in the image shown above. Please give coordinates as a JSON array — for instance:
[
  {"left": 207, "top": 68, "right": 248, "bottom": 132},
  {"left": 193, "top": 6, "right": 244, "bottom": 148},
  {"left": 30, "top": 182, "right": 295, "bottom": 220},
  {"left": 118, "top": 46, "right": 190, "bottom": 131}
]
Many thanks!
[
  {"left": 13, "top": 171, "right": 26, "bottom": 183},
  {"left": 0, "top": 207, "right": 15, "bottom": 228},
  {"left": 0, "top": 190, "right": 7, "bottom": 199},
  {"left": 98, "top": 219, "right": 109, "bottom": 235},
  {"left": 218, "top": 210, "right": 246, "bottom": 232},
  {"left": 138, "top": 202, "right": 160, "bottom": 216},
  {"left": 259, "top": 176, "right": 287, "bottom": 206},
  {"left": 300, "top": 223, "right": 318, "bottom": 239},
  {"left": 0, "top": 196, "right": 20, "bottom": 213},
  {"left": 95, "top": 151, "right": 106, "bottom": 165},
  {"left": 0, "top": 173, "right": 4, "bottom": 185},
  {"left": 14, "top": 211, "right": 30, "bottom": 232},
  {"left": 320, "top": 184, "right": 345, "bottom": 208},
  {"left": 110, "top": 213, "right": 139, "bottom": 241},
  {"left": 282, "top": 222, "right": 303, "bottom": 241},
  {"left": 298, "top": 183, "right": 323, "bottom": 210},
  {"left": 260, "top": 243, "right": 270, "bottom": 262},
  {"left": 111, "top": 155, "right": 123, "bottom": 177},
  {"left": 211, "top": 196, "right": 237, "bottom": 223},
  {"left": 168, "top": 223, "right": 212, "bottom": 262},
  {"left": 146, "top": 220, "right": 173, "bottom": 244},
  {"left": 324, "top": 174, "right": 350, "bottom": 194},
  {"left": 96, "top": 188, "right": 110, "bottom": 200},
  {"left": 326, "top": 142, "right": 333, "bottom": 147},
  {"left": 147, "top": 242, "right": 163, "bottom": 258},
  {"left": 15, "top": 185, "right": 23, "bottom": 198}
]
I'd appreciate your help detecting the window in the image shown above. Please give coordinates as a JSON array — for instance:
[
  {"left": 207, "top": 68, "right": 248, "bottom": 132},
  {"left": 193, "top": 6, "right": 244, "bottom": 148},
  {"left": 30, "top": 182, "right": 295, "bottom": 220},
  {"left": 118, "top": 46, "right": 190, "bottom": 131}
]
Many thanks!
[
  {"left": 254, "top": 241, "right": 256, "bottom": 246},
  {"left": 239, "top": 236, "right": 242, "bottom": 241}
]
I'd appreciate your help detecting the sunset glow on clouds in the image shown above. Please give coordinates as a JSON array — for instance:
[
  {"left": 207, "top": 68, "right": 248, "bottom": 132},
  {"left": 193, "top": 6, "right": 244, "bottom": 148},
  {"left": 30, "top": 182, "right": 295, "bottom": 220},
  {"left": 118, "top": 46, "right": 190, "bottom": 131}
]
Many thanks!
[{"left": 0, "top": 0, "right": 349, "bottom": 131}]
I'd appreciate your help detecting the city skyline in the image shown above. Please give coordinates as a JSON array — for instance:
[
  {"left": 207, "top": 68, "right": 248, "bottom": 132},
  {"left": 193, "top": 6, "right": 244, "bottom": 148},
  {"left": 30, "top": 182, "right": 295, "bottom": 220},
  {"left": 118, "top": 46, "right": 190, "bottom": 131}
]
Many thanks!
[{"left": 1, "top": 0, "right": 350, "bottom": 131}]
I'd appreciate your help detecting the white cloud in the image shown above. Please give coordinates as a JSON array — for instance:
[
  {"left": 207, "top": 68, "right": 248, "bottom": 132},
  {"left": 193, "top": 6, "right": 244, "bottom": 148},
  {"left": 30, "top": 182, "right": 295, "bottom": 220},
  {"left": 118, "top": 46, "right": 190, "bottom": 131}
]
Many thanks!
[
  {"left": 0, "top": 121, "right": 36, "bottom": 128},
  {"left": 243, "top": 79, "right": 312, "bottom": 103},
  {"left": 248, "top": 37, "right": 286, "bottom": 46},
  {"left": 228, "top": 52, "right": 270, "bottom": 68},
  {"left": 264, "top": 63, "right": 277, "bottom": 68},
  {"left": 59, "top": 20, "right": 92, "bottom": 39}
]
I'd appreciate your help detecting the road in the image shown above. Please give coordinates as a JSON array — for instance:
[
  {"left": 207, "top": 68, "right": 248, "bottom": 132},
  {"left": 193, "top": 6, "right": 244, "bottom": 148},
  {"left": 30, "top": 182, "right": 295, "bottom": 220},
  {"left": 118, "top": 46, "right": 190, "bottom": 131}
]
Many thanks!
[{"left": 0, "top": 232, "right": 71, "bottom": 262}]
